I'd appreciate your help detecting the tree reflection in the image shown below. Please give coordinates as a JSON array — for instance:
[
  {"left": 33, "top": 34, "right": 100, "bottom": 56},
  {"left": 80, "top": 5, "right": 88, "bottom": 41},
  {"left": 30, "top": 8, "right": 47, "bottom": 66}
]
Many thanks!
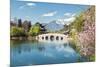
[
  {"left": 11, "top": 40, "right": 46, "bottom": 54},
  {"left": 37, "top": 46, "right": 45, "bottom": 52}
]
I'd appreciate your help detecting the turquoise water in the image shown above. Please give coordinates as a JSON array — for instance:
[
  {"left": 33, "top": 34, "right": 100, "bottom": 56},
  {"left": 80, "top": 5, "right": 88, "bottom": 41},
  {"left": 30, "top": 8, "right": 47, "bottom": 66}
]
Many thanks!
[{"left": 10, "top": 40, "right": 84, "bottom": 66}]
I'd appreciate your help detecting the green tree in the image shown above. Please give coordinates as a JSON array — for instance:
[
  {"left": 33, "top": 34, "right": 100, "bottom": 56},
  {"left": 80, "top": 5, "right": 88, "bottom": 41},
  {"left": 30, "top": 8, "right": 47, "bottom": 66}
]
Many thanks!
[
  {"left": 10, "top": 26, "right": 25, "bottom": 37},
  {"left": 70, "top": 14, "right": 84, "bottom": 32},
  {"left": 29, "top": 23, "right": 41, "bottom": 36},
  {"left": 18, "top": 19, "right": 22, "bottom": 27},
  {"left": 22, "top": 20, "right": 31, "bottom": 33}
]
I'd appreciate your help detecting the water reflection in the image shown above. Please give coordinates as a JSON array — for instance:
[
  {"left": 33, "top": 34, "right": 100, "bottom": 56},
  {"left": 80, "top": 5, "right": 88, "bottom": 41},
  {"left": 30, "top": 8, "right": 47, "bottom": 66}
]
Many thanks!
[{"left": 10, "top": 40, "right": 81, "bottom": 66}]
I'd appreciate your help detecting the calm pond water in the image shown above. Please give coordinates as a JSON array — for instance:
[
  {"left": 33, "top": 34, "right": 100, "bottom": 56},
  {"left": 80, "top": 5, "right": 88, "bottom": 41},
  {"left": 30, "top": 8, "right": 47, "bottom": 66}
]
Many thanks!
[{"left": 10, "top": 40, "right": 86, "bottom": 66}]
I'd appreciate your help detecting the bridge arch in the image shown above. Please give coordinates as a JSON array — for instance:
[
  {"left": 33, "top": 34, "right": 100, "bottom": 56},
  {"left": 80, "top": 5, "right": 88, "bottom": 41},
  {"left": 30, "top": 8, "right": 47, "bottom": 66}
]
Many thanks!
[
  {"left": 45, "top": 36, "right": 48, "bottom": 40},
  {"left": 36, "top": 33, "right": 68, "bottom": 42},
  {"left": 56, "top": 36, "right": 59, "bottom": 40}
]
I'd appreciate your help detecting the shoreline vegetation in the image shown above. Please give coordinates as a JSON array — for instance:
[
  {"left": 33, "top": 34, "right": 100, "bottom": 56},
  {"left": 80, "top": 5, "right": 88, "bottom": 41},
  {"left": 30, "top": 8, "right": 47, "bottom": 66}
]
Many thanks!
[
  {"left": 10, "top": 6, "right": 95, "bottom": 62},
  {"left": 68, "top": 6, "right": 95, "bottom": 61},
  {"left": 10, "top": 36, "right": 36, "bottom": 40}
]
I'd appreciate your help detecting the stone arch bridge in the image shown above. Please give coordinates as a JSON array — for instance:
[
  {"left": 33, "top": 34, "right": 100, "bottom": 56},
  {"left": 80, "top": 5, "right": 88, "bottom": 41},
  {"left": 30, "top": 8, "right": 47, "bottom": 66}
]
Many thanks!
[{"left": 36, "top": 33, "right": 68, "bottom": 43}]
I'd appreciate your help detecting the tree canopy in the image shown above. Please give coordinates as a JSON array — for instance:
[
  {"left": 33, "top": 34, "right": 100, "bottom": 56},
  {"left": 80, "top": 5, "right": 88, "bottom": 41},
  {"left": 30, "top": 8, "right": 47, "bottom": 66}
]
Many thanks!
[{"left": 10, "top": 26, "right": 26, "bottom": 37}]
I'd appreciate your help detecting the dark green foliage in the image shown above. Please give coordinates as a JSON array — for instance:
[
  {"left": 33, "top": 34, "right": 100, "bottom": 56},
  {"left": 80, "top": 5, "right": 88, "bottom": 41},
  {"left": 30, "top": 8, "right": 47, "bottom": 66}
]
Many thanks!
[
  {"left": 10, "top": 26, "right": 26, "bottom": 37},
  {"left": 89, "top": 54, "right": 95, "bottom": 61},
  {"left": 22, "top": 20, "right": 31, "bottom": 33},
  {"left": 10, "top": 20, "right": 47, "bottom": 37},
  {"left": 29, "top": 23, "right": 41, "bottom": 36},
  {"left": 69, "top": 14, "right": 84, "bottom": 32},
  {"left": 18, "top": 19, "right": 22, "bottom": 27}
]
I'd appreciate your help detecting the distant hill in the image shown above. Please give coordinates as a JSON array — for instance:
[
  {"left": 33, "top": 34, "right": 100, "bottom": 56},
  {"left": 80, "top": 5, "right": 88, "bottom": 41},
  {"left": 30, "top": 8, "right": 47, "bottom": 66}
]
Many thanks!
[{"left": 45, "top": 20, "right": 64, "bottom": 32}]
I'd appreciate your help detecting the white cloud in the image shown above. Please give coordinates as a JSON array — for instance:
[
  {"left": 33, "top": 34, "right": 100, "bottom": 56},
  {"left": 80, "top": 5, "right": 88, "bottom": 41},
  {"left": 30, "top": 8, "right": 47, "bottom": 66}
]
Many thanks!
[
  {"left": 56, "top": 19, "right": 65, "bottom": 25},
  {"left": 19, "top": 3, "right": 36, "bottom": 9},
  {"left": 64, "top": 12, "right": 76, "bottom": 17},
  {"left": 57, "top": 15, "right": 76, "bottom": 25},
  {"left": 71, "top": 13, "right": 76, "bottom": 17},
  {"left": 19, "top": 5, "right": 26, "bottom": 9},
  {"left": 42, "top": 11, "right": 57, "bottom": 17},
  {"left": 64, "top": 13, "right": 72, "bottom": 17},
  {"left": 26, "top": 3, "right": 36, "bottom": 6},
  {"left": 64, "top": 16, "right": 75, "bottom": 22}
]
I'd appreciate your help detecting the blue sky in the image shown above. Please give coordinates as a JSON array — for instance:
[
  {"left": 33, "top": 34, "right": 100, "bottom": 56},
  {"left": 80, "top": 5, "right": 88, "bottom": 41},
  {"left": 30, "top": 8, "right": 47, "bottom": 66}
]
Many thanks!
[{"left": 11, "top": 0, "right": 90, "bottom": 24}]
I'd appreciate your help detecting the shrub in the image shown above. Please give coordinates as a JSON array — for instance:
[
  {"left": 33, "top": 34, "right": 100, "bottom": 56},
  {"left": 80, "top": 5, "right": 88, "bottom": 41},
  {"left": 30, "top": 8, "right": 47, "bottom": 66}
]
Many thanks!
[{"left": 10, "top": 26, "right": 26, "bottom": 37}]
